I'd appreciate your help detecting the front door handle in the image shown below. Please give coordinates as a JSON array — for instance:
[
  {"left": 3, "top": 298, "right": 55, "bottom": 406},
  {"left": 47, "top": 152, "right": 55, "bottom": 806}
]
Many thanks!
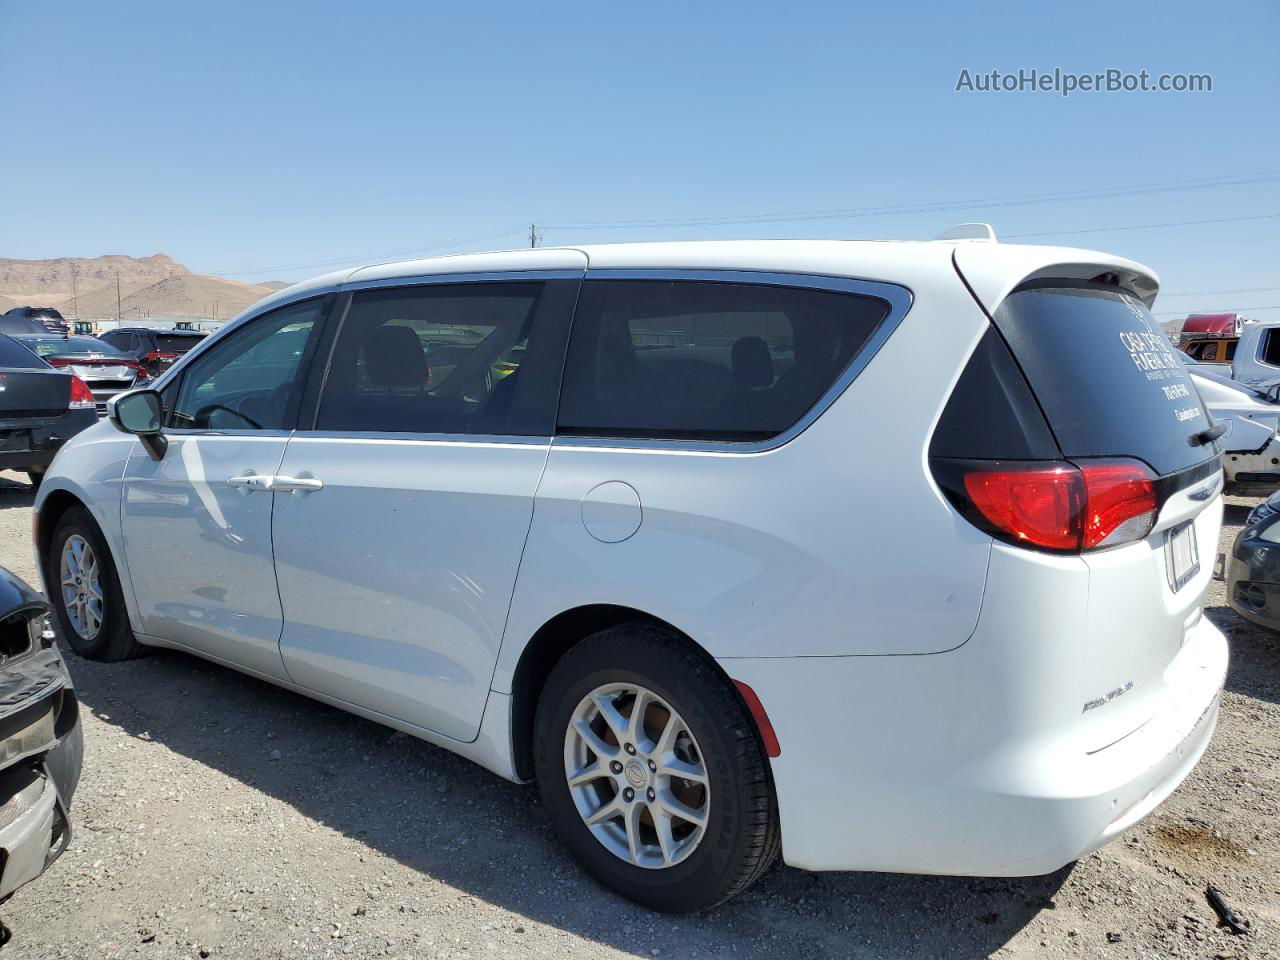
[
  {"left": 228, "top": 474, "right": 272, "bottom": 491},
  {"left": 271, "top": 475, "right": 324, "bottom": 493}
]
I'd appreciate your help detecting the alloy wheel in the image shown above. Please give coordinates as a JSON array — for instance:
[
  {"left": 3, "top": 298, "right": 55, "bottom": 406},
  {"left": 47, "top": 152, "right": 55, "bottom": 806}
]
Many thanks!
[
  {"left": 60, "top": 534, "right": 103, "bottom": 640},
  {"left": 563, "top": 682, "right": 710, "bottom": 869}
]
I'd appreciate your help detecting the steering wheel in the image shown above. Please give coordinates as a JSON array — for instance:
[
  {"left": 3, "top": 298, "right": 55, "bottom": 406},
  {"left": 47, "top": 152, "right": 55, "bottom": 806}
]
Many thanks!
[{"left": 195, "top": 404, "right": 263, "bottom": 430}]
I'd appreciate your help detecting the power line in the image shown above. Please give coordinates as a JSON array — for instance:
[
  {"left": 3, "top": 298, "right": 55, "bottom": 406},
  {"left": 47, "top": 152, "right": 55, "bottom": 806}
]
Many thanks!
[
  {"left": 1159, "top": 285, "right": 1280, "bottom": 298},
  {"left": 1005, "top": 212, "right": 1280, "bottom": 239},
  {"left": 1154, "top": 304, "right": 1280, "bottom": 316},
  {"left": 540, "top": 171, "right": 1280, "bottom": 231}
]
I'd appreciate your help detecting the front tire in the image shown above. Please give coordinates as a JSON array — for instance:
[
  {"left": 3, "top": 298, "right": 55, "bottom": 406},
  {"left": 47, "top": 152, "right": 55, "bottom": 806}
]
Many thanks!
[
  {"left": 46, "top": 506, "right": 145, "bottom": 661},
  {"left": 534, "top": 623, "right": 779, "bottom": 912}
]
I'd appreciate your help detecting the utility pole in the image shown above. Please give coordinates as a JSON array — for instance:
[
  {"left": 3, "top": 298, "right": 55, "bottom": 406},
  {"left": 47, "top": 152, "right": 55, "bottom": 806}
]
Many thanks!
[
  {"left": 115, "top": 271, "right": 123, "bottom": 322},
  {"left": 69, "top": 264, "right": 79, "bottom": 319},
  {"left": 529, "top": 223, "right": 540, "bottom": 248}
]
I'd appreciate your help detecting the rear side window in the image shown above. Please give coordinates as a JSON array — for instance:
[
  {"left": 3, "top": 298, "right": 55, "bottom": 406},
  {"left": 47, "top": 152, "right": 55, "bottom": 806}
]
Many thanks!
[
  {"left": 994, "top": 282, "right": 1214, "bottom": 476},
  {"left": 0, "top": 335, "right": 45, "bottom": 369},
  {"left": 557, "top": 279, "right": 891, "bottom": 441}
]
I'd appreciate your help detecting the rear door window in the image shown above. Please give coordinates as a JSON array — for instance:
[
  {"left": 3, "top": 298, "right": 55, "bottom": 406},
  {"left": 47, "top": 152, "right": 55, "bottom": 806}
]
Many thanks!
[
  {"left": 993, "top": 282, "right": 1215, "bottom": 476},
  {"left": 557, "top": 279, "right": 891, "bottom": 441}
]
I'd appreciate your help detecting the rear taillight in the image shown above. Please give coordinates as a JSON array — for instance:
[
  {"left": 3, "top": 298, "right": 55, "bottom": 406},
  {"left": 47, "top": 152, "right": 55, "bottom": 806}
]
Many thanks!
[
  {"left": 68, "top": 375, "right": 96, "bottom": 410},
  {"left": 939, "top": 458, "right": 1158, "bottom": 553},
  {"left": 46, "top": 357, "right": 71, "bottom": 368}
]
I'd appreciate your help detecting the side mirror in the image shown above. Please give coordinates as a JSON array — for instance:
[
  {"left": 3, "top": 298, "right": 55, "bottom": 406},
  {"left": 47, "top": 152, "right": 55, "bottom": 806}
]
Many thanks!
[{"left": 108, "top": 390, "right": 168, "bottom": 460}]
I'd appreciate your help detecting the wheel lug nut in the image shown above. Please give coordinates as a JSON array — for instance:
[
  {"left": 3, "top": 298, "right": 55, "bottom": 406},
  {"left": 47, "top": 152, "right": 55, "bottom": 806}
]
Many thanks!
[
  {"left": 647, "top": 788, "right": 655, "bottom": 801},
  {"left": 623, "top": 787, "right": 634, "bottom": 802},
  {"left": 609, "top": 760, "right": 623, "bottom": 774},
  {"left": 647, "top": 759, "right": 656, "bottom": 771},
  {"left": 624, "top": 743, "right": 636, "bottom": 755}
]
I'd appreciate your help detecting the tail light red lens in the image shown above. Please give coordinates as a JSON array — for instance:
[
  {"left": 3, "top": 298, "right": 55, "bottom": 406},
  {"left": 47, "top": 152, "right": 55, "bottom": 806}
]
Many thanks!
[
  {"left": 68, "top": 375, "right": 96, "bottom": 410},
  {"left": 963, "top": 464, "right": 1082, "bottom": 551},
  {"left": 953, "top": 458, "right": 1158, "bottom": 553},
  {"left": 46, "top": 357, "right": 71, "bottom": 368}
]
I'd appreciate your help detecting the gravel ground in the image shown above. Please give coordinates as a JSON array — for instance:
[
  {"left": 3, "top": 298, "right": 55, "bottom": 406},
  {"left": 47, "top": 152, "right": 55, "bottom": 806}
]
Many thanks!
[{"left": 0, "top": 470, "right": 1275, "bottom": 960}]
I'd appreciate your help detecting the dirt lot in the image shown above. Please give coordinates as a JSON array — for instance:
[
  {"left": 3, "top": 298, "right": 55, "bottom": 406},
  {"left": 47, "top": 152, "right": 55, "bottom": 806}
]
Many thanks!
[{"left": 0, "top": 471, "right": 1275, "bottom": 960}]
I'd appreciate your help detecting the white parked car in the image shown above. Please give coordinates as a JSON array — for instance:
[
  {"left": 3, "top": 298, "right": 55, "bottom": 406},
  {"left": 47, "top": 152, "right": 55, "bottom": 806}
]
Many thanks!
[
  {"left": 33, "top": 234, "right": 1228, "bottom": 911},
  {"left": 1187, "top": 363, "right": 1280, "bottom": 493}
]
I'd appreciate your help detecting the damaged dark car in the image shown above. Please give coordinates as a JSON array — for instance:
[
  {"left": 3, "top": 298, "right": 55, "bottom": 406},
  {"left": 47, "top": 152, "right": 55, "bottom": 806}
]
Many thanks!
[{"left": 0, "top": 565, "right": 81, "bottom": 925}]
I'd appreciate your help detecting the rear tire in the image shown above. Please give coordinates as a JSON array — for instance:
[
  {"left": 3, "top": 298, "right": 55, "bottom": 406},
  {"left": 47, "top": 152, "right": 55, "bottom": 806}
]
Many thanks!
[
  {"left": 46, "top": 506, "right": 145, "bottom": 661},
  {"left": 534, "top": 623, "right": 779, "bottom": 912},
  {"left": 26, "top": 468, "right": 45, "bottom": 487}
]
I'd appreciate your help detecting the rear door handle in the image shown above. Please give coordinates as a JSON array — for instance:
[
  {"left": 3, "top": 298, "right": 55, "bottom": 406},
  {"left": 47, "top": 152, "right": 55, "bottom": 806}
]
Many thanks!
[{"left": 270, "top": 476, "right": 324, "bottom": 493}]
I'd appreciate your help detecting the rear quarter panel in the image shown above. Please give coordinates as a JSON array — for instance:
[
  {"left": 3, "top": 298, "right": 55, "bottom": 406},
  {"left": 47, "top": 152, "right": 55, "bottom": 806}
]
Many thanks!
[{"left": 493, "top": 252, "right": 994, "bottom": 688}]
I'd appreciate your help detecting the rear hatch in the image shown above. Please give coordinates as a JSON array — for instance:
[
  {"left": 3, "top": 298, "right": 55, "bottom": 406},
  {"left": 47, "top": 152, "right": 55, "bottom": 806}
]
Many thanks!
[{"left": 934, "top": 268, "right": 1221, "bottom": 748}]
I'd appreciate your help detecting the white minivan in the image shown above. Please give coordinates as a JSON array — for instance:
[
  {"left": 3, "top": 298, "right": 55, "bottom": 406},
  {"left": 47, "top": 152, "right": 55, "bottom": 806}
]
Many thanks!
[{"left": 34, "top": 235, "right": 1228, "bottom": 911}]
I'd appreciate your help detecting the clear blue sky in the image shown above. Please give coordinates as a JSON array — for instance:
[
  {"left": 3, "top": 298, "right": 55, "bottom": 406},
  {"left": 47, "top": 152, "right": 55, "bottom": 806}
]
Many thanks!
[{"left": 1, "top": 0, "right": 1277, "bottom": 319}]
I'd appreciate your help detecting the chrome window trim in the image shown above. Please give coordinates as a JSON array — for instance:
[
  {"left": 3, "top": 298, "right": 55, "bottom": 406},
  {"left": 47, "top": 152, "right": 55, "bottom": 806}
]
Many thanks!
[
  {"left": 289, "top": 431, "right": 549, "bottom": 447},
  {"left": 553, "top": 268, "right": 914, "bottom": 455}
]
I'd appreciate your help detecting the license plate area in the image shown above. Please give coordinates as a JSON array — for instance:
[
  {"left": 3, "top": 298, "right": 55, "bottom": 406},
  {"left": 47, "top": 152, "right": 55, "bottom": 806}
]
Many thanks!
[
  {"left": 1166, "top": 520, "right": 1200, "bottom": 593},
  {"left": 0, "top": 430, "right": 30, "bottom": 452}
]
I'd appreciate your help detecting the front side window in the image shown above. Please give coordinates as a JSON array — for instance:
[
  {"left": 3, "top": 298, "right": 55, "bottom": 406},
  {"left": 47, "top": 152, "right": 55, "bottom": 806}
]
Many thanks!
[
  {"left": 172, "top": 298, "right": 325, "bottom": 430},
  {"left": 315, "top": 282, "right": 549, "bottom": 435},
  {"left": 557, "top": 279, "right": 892, "bottom": 441}
]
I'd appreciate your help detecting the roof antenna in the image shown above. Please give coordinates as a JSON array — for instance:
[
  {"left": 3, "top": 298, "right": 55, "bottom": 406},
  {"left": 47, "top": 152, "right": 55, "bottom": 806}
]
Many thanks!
[{"left": 934, "top": 223, "right": 997, "bottom": 242}]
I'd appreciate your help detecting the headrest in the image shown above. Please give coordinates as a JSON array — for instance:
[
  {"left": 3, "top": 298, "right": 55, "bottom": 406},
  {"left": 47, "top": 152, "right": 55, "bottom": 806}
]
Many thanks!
[
  {"left": 731, "top": 336, "right": 774, "bottom": 388},
  {"left": 364, "top": 325, "right": 427, "bottom": 388}
]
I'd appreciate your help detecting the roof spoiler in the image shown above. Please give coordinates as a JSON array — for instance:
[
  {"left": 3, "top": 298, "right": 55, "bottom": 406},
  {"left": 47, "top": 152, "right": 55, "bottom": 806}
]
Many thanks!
[{"left": 934, "top": 223, "right": 997, "bottom": 242}]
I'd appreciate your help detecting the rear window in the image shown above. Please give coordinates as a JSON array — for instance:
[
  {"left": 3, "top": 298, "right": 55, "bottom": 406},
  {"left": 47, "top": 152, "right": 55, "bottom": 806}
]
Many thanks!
[
  {"left": 155, "top": 334, "right": 204, "bottom": 353},
  {"left": 0, "top": 335, "right": 45, "bottom": 369},
  {"left": 994, "top": 282, "right": 1215, "bottom": 476},
  {"left": 23, "top": 336, "right": 126, "bottom": 357},
  {"left": 557, "top": 279, "right": 891, "bottom": 441}
]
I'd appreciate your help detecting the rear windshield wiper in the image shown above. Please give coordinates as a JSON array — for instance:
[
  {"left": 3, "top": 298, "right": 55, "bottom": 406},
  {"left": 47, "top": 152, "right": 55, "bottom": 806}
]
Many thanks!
[{"left": 1190, "top": 423, "right": 1227, "bottom": 447}]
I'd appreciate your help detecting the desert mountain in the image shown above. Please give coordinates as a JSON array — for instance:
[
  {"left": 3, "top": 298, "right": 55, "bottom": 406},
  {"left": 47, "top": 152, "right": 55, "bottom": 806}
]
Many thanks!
[
  {"left": 72, "top": 273, "right": 277, "bottom": 321},
  {"left": 0, "top": 254, "right": 276, "bottom": 320},
  {"left": 0, "top": 254, "right": 189, "bottom": 308}
]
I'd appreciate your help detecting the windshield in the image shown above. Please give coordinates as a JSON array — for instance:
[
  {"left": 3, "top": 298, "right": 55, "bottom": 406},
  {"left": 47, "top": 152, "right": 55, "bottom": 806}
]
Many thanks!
[{"left": 20, "top": 336, "right": 129, "bottom": 357}]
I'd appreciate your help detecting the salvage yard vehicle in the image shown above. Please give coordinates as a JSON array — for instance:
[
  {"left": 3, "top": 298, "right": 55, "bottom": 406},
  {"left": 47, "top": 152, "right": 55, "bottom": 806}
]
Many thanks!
[
  {"left": 1177, "top": 312, "right": 1244, "bottom": 364},
  {"left": 1, "top": 307, "right": 68, "bottom": 336},
  {"left": 13, "top": 335, "right": 151, "bottom": 415},
  {"left": 33, "top": 234, "right": 1228, "bottom": 912},
  {"left": 0, "top": 565, "right": 82, "bottom": 904},
  {"left": 1186, "top": 363, "right": 1280, "bottom": 494},
  {"left": 0, "top": 335, "right": 98, "bottom": 485},
  {"left": 96, "top": 327, "right": 205, "bottom": 378},
  {"left": 1225, "top": 490, "right": 1280, "bottom": 633}
]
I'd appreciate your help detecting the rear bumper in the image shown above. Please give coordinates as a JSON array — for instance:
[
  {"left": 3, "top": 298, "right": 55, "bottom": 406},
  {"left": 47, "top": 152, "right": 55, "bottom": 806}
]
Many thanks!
[
  {"left": 0, "top": 408, "right": 98, "bottom": 471},
  {"left": 722, "top": 614, "right": 1227, "bottom": 876}
]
